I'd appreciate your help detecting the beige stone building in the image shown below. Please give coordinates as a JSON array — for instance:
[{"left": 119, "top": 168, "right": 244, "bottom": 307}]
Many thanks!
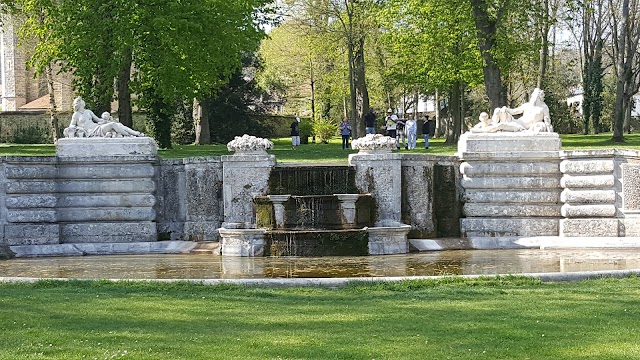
[{"left": 1, "top": 15, "right": 75, "bottom": 112}]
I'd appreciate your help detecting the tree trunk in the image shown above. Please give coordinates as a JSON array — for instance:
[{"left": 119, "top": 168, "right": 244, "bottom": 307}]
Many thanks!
[
  {"left": 194, "top": 98, "right": 210, "bottom": 145},
  {"left": 347, "top": 39, "right": 358, "bottom": 138},
  {"left": 310, "top": 59, "right": 316, "bottom": 123},
  {"left": 612, "top": 0, "right": 630, "bottom": 143},
  {"left": 625, "top": 97, "right": 632, "bottom": 134},
  {"left": 414, "top": 91, "right": 419, "bottom": 121},
  {"left": 46, "top": 64, "right": 59, "bottom": 143},
  {"left": 353, "top": 37, "right": 369, "bottom": 138},
  {"left": 537, "top": 0, "right": 550, "bottom": 89},
  {"left": 435, "top": 90, "right": 441, "bottom": 137},
  {"left": 582, "top": 59, "right": 593, "bottom": 135},
  {"left": 471, "top": 0, "right": 507, "bottom": 109},
  {"left": 446, "top": 83, "right": 463, "bottom": 144},
  {"left": 117, "top": 47, "right": 133, "bottom": 128}
]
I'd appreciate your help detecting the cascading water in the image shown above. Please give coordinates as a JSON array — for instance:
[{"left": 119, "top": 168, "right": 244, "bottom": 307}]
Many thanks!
[{"left": 258, "top": 165, "right": 373, "bottom": 256}]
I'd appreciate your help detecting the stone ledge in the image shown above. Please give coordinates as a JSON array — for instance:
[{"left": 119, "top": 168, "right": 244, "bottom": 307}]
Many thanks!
[
  {"left": 411, "top": 236, "right": 640, "bottom": 251},
  {"left": 8, "top": 241, "right": 200, "bottom": 257},
  {"left": 57, "top": 137, "right": 158, "bottom": 157}
]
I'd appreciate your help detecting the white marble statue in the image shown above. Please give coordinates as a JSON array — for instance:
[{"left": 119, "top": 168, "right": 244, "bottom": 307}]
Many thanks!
[
  {"left": 471, "top": 112, "right": 492, "bottom": 132},
  {"left": 471, "top": 88, "right": 553, "bottom": 133},
  {"left": 63, "top": 97, "right": 144, "bottom": 138},
  {"left": 227, "top": 134, "right": 274, "bottom": 153},
  {"left": 351, "top": 134, "right": 397, "bottom": 152}
]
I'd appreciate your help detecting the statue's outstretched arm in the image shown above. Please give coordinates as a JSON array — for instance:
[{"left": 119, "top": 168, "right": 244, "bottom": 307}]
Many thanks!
[
  {"left": 87, "top": 110, "right": 102, "bottom": 123},
  {"left": 506, "top": 103, "right": 526, "bottom": 116}
]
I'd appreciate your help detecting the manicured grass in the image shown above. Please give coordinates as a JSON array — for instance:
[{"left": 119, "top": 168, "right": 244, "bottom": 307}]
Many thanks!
[
  {"left": 0, "top": 276, "right": 639, "bottom": 359},
  {"left": 5, "top": 133, "right": 640, "bottom": 162}
]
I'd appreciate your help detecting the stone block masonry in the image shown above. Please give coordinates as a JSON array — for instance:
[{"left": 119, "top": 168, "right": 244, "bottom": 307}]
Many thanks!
[
  {"left": 459, "top": 132, "right": 562, "bottom": 237},
  {"left": 156, "top": 157, "right": 223, "bottom": 241},
  {"left": 3, "top": 157, "right": 59, "bottom": 245},
  {"left": 560, "top": 152, "right": 616, "bottom": 237}
]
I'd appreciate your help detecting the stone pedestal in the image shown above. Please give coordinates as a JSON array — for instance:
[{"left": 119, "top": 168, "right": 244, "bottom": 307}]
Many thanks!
[
  {"left": 349, "top": 152, "right": 403, "bottom": 226},
  {"left": 267, "top": 195, "right": 290, "bottom": 228},
  {"left": 459, "top": 132, "right": 562, "bottom": 237},
  {"left": 334, "top": 194, "right": 360, "bottom": 226},
  {"left": 219, "top": 228, "right": 265, "bottom": 256},
  {"left": 57, "top": 137, "right": 158, "bottom": 157},
  {"left": 55, "top": 138, "right": 158, "bottom": 243},
  {"left": 367, "top": 225, "right": 411, "bottom": 255},
  {"left": 221, "top": 152, "right": 276, "bottom": 229}
]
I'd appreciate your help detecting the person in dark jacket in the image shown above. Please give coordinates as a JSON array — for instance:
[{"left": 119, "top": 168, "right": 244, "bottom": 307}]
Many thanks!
[
  {"left": 422, "top": 115, "right": 431, "bottom": 149},
  {"left": 290, "top": 117, "right": 300, "bottom": 150},
  {"left": 364, "top": 109, "right": 376, "bottom": 134}
]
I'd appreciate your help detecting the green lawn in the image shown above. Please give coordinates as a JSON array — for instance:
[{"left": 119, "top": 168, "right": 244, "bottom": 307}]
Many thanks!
[
  {"left": 5, "top": 133, "right": 640, "bottom": 162},
  {"left": 0, "top": 277, "right": 639, "bottom": 359}
]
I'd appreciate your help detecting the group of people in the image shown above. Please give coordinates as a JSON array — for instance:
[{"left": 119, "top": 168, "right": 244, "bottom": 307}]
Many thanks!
[
  {"left": 384, "top": 109, "right": 433, "bottom": 150},
  {"left": 289, "top": 109, "right": 435, "bottom": 151}
]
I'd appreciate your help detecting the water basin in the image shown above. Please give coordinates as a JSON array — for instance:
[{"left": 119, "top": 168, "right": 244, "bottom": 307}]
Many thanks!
[{"left": 2, "top": 249, "right": 640, "bottom": 279}]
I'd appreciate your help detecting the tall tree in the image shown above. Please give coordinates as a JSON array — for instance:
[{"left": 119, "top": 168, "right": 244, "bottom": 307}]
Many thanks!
[
  {"left": 13, "top": 0, "right": 271, "bottom": 148},
  {"left": 470, "top": 0, "right": 538, "bottom": 110},
  {"left": 380, "top": 0, "right": 483, "bottom": 143},
  {"left": 565, "top": 0, "right": 609, "bottom": 134},
  {"left": 609, "top": 0, "right": 640, "bottom": 142},
  {"left": 284, "top": 0, "right": 377, "bottom": 137}
]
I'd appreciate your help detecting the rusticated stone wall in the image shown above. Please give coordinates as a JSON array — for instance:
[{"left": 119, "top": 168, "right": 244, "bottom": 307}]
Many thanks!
[
  {"left": 156, "top": 157, "right": 223, "bottom": 241},
  {"left": 400, "top": 154, "right": 462, "bottom": 238}
]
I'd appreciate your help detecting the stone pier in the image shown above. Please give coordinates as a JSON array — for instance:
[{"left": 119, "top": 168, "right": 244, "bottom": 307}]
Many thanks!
[
  {"left": 459, "top": 132, "right": 562, "bottom": 238},
  {"left": 56, "top": 138, "right": 158, "bottom": 243}
]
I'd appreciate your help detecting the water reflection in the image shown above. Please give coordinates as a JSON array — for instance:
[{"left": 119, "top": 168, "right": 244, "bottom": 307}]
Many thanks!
[{"left": 1, "top": 249, "right": 640, "bottom": 279}]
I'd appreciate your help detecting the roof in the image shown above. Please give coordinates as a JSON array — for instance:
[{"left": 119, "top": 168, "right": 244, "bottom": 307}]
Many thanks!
[{"left": 19, "top": 95, "right": 51, "bottom": 110}]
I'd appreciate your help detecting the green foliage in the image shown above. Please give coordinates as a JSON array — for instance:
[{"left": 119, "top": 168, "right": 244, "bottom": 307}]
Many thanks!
[
  {"left": 14, "top": 0, "right": 272, "bottom": 149},
  {"left": 379, "top": 0, "right": 484, "bottom": 94},
  {"left": 171, "top": 101, "right": 196, "bottom": 146},
  {"left": 10, "top": 124, "right": 50, "bottom": 144},
  {"left": 297, "top": 118, "right": 313, "bottom": 138},
  {"left": 312, "top": 117, "right": 337, "bottom": 143},
  {"left": 206, "top": 55, "right": 273, "bottom": 144},
  {"left": 144, "top": 93, "right": 175, "bottom": 149}
]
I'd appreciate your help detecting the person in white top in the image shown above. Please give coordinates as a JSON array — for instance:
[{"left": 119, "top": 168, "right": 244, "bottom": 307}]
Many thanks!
[
  {"left": 405, "top": 118, "right": 417, "bottom": 150},
  {"left": 385, "top": 108, "right": 397, "bottom": 138}
]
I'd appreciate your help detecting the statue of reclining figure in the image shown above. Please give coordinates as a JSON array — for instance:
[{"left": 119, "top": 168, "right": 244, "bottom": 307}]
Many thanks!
[
  {"left": 63, "top": 97, "right": 145, "bottom": 138},
  {"left": 471, "top": 88, "right": 554, "bottom": 133}
]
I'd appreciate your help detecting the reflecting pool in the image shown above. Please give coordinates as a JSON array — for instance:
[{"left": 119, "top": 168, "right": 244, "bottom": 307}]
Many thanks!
[{"left": 2, "top": 249, "right": 640, "bottom": 279}]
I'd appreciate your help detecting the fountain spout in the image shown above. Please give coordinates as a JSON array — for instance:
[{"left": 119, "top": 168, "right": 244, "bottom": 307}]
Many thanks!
[
  {"left": 334, "top": 194, "right": 362, "bottom": 227},
  {"left": 267, "top": 195, "right": 291, "bottom": 228}
]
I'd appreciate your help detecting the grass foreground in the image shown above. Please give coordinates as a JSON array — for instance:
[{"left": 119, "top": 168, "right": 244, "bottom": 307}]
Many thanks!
[
  {"left": 4, "top": 133, "right": 640, "bottom": 162},
  {"left": 0, "top": 276, "right": 639, "bottom": 359}
]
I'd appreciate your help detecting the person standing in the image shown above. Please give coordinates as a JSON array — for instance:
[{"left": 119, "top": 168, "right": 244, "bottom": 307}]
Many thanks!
[
  {"left": 406, "top": 117, "right": 417, "bottom": 150},
  {"left": 290, "top": 117, "right": 300, "bottom": 150},
  {"left": 365, "top": 109, "right": 376, "bottom": 134},
  {"left": 396, "top": 116, "right": 406, "bottom": 150},
  {"left": 422, "top": 115, "right": 431, "bottom": 149},
  {"left": 385, "top": 108, "right": 397, "bottom": 139},
  {"left": 339, "top": 117, "right": 352, "bottom": 150}
]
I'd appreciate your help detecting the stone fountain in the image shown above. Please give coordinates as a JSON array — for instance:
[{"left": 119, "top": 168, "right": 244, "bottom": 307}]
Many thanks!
[{"left": 217, "top": 134, "right": 412, "bottom": 257}]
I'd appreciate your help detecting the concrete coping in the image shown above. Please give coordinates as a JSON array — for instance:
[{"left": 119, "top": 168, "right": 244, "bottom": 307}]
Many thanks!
[{"left": 2, "top": 269, "right": 639, "bottom": 287}]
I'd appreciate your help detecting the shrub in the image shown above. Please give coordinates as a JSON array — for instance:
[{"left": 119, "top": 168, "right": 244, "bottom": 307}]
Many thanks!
[
  {"left": 312, "top": 118, "right": 338, "bottom": 144},
  {"left": 11, "top": 125, "right": 50, "bottom": 144},
  {"left": 298, "top": 119, "right": 313, "bottom": 144}
]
